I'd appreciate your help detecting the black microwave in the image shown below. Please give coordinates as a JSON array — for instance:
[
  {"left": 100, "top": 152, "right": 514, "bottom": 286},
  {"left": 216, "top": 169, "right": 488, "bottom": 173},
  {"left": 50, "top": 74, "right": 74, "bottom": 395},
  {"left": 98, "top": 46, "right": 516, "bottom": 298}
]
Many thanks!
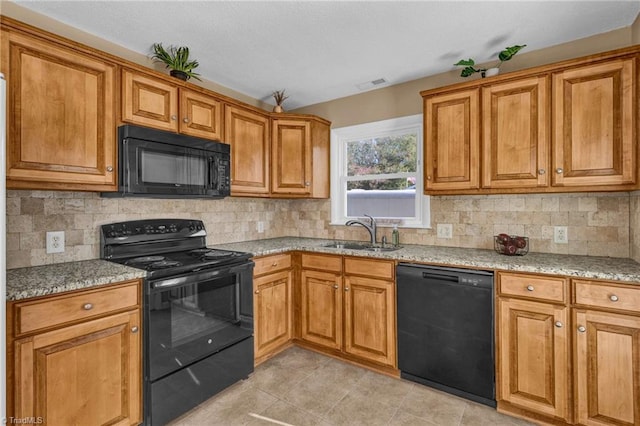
[{"left": 103, "top": 125, "right": 231, "bottom": 199}]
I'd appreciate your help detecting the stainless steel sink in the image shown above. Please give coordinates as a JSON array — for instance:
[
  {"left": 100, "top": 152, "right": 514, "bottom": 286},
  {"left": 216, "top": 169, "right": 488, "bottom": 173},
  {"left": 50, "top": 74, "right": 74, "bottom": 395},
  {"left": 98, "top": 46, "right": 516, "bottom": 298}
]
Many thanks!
[{"left": 323, "top": 242, "right": 401, "bottom": 252}]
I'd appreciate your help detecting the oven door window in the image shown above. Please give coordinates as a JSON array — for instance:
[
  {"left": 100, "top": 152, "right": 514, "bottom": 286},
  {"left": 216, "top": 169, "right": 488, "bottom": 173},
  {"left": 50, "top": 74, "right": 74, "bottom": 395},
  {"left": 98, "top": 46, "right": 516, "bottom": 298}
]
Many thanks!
[{"left": 148, "top": 273, "right": 252, "bottom": 381}]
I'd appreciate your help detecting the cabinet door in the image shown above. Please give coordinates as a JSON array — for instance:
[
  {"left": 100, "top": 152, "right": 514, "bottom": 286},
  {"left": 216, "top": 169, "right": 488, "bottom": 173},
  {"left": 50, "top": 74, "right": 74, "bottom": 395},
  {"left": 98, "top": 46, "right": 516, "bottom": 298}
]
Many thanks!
[
  {"left": 13, "top": 310, "right": 141, "bottom": 426},
  {"left": 122, "top": 68, "right": 178, "bottom": 132},
  {"left": 497, "top": 298, "right": 569, "bottom": 420},
  {"left": 552, "top": 59, "right": 636, "bottom": 187},
  {"left": 179, "top": 88, "right": 223, "bottom": 140},
  {"left": 254, "top": 270, "right": 292, "bottom": 360},
  {"left": 2, "top": 30, "right": 117, "bottom": 190},
  {"left": 424, "top": 89, "right": 480, "bottom": 191},
  {"left": 271, "top": 119, "right": 312, "bottom": 195},
  {"left": 300, "top": 269, "right": 342, "bottom": 350},
  {"left": 482, "top": 76, "right": 549, "bottom": 189},
  {"left": 224, "top": 105, "right": 270, "bottom": 195},
  {"left": 343, "top": 275, "right": 396, "bottom": 367},
  {"left": 574, "top": 310, "right": 640, "bottom": 426}
]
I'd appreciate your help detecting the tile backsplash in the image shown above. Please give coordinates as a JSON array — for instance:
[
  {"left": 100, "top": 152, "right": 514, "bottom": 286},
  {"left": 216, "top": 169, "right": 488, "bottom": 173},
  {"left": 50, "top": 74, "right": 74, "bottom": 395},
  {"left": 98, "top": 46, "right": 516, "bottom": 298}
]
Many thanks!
[{"left": 5, "top": 190, "right": 637, "bottom": 269}]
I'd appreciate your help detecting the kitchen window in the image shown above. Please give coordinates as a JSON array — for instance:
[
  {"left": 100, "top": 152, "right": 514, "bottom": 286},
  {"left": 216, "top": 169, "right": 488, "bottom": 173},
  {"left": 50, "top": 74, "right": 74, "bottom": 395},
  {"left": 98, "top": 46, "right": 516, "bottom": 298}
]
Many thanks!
[{"left": 330, "top": 114, "right": 430, "bottom": 228}]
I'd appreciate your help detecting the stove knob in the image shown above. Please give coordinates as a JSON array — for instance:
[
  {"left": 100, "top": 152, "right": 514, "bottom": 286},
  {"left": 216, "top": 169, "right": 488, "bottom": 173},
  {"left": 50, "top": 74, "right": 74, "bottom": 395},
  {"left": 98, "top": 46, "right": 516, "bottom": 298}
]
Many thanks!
[
  {"left": 196, "top": 224, "right": 203, "bottom": 230},
  {"left": 189, "top": 224, "right": 195, "bottom": 231}
]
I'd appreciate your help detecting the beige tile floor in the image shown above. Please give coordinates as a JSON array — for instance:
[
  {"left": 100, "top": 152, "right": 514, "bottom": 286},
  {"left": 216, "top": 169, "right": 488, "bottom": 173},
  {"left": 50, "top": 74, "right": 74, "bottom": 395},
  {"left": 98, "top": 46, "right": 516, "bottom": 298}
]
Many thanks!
[{"left": 169, "top": 347, "right": 536, "bottom": 426}]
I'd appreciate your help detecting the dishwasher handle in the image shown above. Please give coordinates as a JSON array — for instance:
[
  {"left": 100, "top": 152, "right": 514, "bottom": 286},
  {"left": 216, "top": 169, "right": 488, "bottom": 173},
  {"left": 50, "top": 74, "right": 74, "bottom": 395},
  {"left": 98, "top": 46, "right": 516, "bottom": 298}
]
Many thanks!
[{"left": 422, "top": 271, "right": 460, "bottom": 283}]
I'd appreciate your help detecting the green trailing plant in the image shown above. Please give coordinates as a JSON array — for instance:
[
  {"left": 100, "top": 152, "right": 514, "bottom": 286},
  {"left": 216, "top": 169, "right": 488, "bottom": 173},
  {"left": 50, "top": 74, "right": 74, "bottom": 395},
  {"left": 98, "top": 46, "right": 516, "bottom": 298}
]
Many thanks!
[
  {"left": 151, "top": 43, "right": 201, "bottom": 81},
  {"left": 454, "top": 44, "right": 526, "bottom": 77}
]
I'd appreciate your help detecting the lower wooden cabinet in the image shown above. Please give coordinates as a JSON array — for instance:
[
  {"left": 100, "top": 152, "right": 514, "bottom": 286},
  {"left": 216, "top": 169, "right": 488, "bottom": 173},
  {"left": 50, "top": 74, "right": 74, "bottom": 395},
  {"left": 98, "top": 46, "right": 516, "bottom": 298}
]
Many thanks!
[
  {"left": 7, "top": 280, "right": 142, "bottom": 426},
  {"left": 498, "top": 273, "right": 640, "bottom": 426},
  {"left": 497, "top": 297, "right": 570, "bottom": 421},
  {"left": 574, "top": 309, "right": 640, "bottom": 426},
  {"left": 299, "top": 253, "right": 396, "bottom": 368},
  {"left": 253, "top": 254, "right": 293, "bottom": 362}
]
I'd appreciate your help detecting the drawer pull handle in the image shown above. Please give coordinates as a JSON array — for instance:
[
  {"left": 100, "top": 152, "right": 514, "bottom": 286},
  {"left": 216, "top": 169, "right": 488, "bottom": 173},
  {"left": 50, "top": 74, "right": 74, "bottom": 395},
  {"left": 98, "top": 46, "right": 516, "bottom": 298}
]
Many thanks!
[
  {"left": 131, "top": 326, "right": 139, "bottom": 333},
  {"left": 83, "top": 303, "right": 93, "bottom": 310},
  {"left": 610, "top": 295, "right": 619, "bottom": 302},
  {"left": 578, "top": 326, "right": 586, "bottom": 333},
  {"left": 333, "top": 285, "right": 339, "bottom": 289},
  {"left": 555, "top": 321, "right": 563, "bottom": 328},
  {"left": 526, "top": 285, "right": 534, "bottom": 291}
]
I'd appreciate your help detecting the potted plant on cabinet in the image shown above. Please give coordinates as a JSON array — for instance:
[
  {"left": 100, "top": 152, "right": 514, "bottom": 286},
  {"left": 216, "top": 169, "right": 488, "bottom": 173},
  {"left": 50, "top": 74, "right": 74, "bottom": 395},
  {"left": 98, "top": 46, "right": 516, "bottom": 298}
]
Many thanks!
[
  {"left": 454, "top": 44, "right": 526, "bottom": 78},
  {"left": 150, "top": 43, "right": 202, "bottom": 81},
  {"left": 272, "top": 89, "right": 289, "bottom": 112}
]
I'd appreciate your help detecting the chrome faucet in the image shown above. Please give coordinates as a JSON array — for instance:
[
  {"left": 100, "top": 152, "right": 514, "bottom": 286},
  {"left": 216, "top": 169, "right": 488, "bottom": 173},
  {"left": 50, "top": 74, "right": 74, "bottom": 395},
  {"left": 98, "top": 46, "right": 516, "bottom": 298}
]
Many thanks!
[{"left": 345, "top": 214, "right": 377, "bottom": 244}]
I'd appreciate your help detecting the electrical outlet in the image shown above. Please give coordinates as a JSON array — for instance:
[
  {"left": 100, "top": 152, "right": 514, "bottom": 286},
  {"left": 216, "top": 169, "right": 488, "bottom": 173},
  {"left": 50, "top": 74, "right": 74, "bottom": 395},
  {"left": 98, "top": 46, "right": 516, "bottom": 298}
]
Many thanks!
[
  {"left": 437, "top": 224, "right": 453, "bottom": 239},
  {"left": 257, "top": 221, "right": 265, "bottom": 233},
  {"left": 554, "top": 226, "right": 568, "bottom": 244},
  {"left": 46, "top": 231, "right": 65, "bottom": 253}
]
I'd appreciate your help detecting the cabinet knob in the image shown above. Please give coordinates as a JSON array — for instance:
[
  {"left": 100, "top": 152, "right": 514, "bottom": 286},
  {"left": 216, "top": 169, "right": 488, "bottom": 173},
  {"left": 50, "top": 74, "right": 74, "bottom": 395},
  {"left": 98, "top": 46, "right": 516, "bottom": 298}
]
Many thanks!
[
  {"left": 556, "top": 168, "right": 564, "bottom": 174},
  {"left": 183, "top": 117, "right": 190, "bottom": 123},
  {"left": 131, "top": 326, "right": 139, "bottom": 333},
  {"left": 555, "top": 321, "right": 563, "bottom": 328},
  {"left": 538, "top": 168, "right": 546, "bottom": 175},
  {"left": 305, "top": 181, "right": 311, "bottom": 187},
  {"left": 610, "top": 294, "right": 619, "bottom": 302},
  {"left": 427, "top": 176, "right": 432, "bottom": 181},
  {"left": 255, "top": 290, "right": 260, "bottom": 294},
  {"left": 106, "top": 166, "right": 113, "bottom": 172},
  {"left": 83, "top": 303, "right": 93, "bottom": 310},
  {"left": 171, "top": 115, "right": 177, "bottom": 120},
  {"left": 577, "top": 325, "right": 586, "bottom": 333},
  {"left": 333, "top": 284, "right": 339, "bottom": 289},
  {"left": 526, "top": 285, "right": 534, "bottom": 291},
  {"left": 345, "top": 287, "right": 350, "bottom": 291},
  {"left": 271, "top": 262, "right": 278, "bottom": 267}
]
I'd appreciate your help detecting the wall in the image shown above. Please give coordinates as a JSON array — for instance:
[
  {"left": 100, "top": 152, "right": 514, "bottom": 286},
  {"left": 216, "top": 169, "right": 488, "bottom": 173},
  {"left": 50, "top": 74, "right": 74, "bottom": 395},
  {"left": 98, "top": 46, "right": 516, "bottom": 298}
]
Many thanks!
[
  {"left": 5, "top": 190, "right": 289, "bottom": 269},
  {"left": 293, "top": 27, "right": 634, "bottom": 128},
  {"left": 288, "top": 193, "right": 630, "bottom": 258},
  {"left": 0, "top": 1, "right": 271, "bottom": 110}
]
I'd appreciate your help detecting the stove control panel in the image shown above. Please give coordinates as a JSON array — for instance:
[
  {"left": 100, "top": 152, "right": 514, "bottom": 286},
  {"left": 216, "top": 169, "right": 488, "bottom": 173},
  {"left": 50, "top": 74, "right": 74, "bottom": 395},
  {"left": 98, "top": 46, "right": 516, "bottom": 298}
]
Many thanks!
[{"left": 102, "top": 219, "right": 206, "bottom": 239}]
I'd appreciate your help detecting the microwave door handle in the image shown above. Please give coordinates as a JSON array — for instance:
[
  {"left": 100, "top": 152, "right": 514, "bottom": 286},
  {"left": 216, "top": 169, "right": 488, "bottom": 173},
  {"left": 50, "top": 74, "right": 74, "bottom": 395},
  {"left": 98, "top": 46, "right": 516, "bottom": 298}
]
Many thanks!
[{"left": 209, "top": 156, "right": 217, "bottom": 189}]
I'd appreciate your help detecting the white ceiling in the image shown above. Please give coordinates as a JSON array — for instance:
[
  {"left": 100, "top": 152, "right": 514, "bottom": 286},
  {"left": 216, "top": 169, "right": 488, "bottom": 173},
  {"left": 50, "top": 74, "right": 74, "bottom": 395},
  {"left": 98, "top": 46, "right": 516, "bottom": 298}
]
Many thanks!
[{"left": 11, "top": 1, "right": 640, "bottom": 109}]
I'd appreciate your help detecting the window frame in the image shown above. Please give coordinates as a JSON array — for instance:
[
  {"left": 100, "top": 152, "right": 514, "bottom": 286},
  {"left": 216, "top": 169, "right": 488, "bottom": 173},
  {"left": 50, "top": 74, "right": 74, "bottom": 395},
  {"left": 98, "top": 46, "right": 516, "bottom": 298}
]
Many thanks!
[{"left": 330, "top": 114, "right": 430, "bottom": 228}]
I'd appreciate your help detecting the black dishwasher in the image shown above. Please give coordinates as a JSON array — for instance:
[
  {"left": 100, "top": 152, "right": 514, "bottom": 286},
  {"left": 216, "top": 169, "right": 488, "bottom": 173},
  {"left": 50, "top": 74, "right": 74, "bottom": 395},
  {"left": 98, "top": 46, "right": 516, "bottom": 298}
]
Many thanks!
[{"left": 396, "top": 263, "right": 495, "bottom": 407}]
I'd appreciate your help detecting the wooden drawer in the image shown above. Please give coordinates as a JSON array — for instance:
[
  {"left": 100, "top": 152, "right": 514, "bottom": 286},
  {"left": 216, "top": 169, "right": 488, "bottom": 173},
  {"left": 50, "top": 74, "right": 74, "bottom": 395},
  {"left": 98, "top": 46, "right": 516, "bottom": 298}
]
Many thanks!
[
  {"left": 573, "top": 280, "right": 640, "bottom": 313},
  {"left": 254, "top": 253, "right": 292, "bottom": 276},
  {"left": 344, "top": 257, "right": 394, "bottom": 280},
  {"left": 301, "top": 253, "right": 342, "bottom": 272},
  {"left": 14, "top": 281, "right": 140, "bottom": 335},
  {"left": 498, "top": 272, "right": 566, "bottom": 303}
]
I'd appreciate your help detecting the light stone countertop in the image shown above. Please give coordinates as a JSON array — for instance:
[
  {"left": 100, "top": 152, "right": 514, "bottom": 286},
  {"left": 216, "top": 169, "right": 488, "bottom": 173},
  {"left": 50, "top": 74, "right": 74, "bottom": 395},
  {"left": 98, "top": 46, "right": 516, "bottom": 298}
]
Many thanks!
[
  {"left": 211, "top": 237, "right": 640, "bottom": 284},
  {"left": 6, "top": 259, "right": 147, "bottom": 301},
  {"left": 7, "top": 237, "right": 640, "bottom": 302}
]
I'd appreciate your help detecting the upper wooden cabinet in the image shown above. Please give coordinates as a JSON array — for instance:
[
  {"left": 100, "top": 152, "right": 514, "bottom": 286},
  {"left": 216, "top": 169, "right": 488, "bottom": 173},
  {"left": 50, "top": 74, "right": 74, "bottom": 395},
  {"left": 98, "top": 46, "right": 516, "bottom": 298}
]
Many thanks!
[
  {"left": 122, "top": 69, "right": 223, "bottom": 140},
  {"left": 224, "top": 104, "right": 271, "bottom": 196},
  {"left": 271, "top": 116, "right": 330, "bottom": 198},
  {"left": 421, "top": 47, "right": 640, "bottom": 195},
  {"left": 424, "top": 89, "right": 480, "bottom": 191},
  {"left": 482, "top": 76, "right": 549, "bottom": 189},
  {"left": 552, "top": 59, "right": 636, "bottom": 188},
  {"left": 1, "top": 23, "right": 117, "bottom": 191}
]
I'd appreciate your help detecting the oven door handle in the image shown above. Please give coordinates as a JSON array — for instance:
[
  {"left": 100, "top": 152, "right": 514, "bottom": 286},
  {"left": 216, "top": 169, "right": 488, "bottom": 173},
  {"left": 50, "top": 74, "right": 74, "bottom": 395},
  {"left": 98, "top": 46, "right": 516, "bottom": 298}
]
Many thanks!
[
  {"left": 150, "top": 261, "right": 253, "bottom": 290},
  {"left": 151, "top": 269, "right": 224, "bottom": 290}
]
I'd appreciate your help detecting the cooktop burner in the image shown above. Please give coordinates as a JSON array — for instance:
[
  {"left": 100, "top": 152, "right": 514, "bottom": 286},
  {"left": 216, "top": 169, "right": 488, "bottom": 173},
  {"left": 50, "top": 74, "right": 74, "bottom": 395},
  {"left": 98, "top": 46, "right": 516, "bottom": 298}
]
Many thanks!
[{"left": 149, "top": 260, "right": 182, "bottom": 269}]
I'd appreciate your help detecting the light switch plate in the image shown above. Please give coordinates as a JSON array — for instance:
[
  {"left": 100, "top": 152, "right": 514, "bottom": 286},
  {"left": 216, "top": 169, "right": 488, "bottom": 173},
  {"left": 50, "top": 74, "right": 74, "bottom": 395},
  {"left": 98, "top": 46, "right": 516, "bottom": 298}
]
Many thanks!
[
  {"left": 437, "top": 224, "right": 453, "bottom": 239},
  {"left": 46, "top": 231, "right": 65, "bottom": 253},
  {"left": 257, "top": 221, "right": 265, "bottom": 233}
]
